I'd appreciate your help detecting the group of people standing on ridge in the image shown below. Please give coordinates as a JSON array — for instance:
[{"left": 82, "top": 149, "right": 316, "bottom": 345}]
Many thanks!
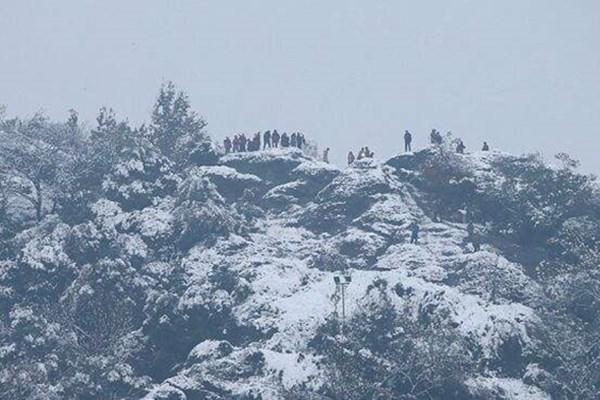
[
  {"left": 225, "top": 127, "right": 491, "bottom": 176},
  {"left": 223, "top": 130, "right": 307, "bottom": 154},
  {"left": 223, "top": 126, "right": 485, "bottom": 252},
  {"left": 343, "top": 128, "right": 490, "bottom": 166},
  {"left": 346, "top": 146, "right": 375, "bottom": 165},
  {"left": 403, "top": 128, "right": 491, "bottom": 155}
]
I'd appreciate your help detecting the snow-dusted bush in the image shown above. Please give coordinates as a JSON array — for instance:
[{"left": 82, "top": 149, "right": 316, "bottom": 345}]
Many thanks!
[
  {"left": 173, "top": 176, "right": 242, "bottom": 250},
  {"left": 481, "top": 153, "right": 598, "bottom": 245},
  {"left": 312, "top": 284, "right": 474, "bottom": 400}
]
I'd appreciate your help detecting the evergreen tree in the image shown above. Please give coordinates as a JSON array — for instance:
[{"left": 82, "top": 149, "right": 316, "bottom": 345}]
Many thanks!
[{"left": 149, "top": 82, "right": 215, "bottom": 167}]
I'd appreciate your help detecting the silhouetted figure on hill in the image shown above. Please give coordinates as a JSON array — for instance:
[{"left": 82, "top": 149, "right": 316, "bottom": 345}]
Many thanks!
[
  {"left": 482, "top": 141, "right": 489, "bottom": 151},
  {"left": 240, "top": 134, "right": 248, "bottom": 152},
  {"left": 297, "top": 133, "right": 305, "bottom": 149},
  {"left": 365, "top": 147, "right": 374, "bottom": 158},
  {"left": 409, "top": 222, "right": 420, "bottom": 244},
  {"left": 432, "top": 201, "right": 442, "bottom": 222},
  {"left": 404, "top": 130, "right": 412, "bottom": 152},
  {"left": 471, "top": 231, "right": 481, "bottom": 252},
  {"left": 347, "top": 151, "right": 355, "bottom": 165},
  {"left": 430, "top": 129, "right": 442, "bottom": 145},
  {"left": 272, "top": 130, "right": 280, "bottom": 148},
  {"left": 263, "top": 131, "right": 271, "bottom": 149},
  {"left": 323, "top": 147, "right": 330, "bottom": 163},
  {"left": 224, "top": 137, "right": 232, "bottom": 154},
  {"left": 463, "top": 205, "right": 473, "bottom": 224},
  {"left": 281, "top": 133, "right": 290, "bottom": 147},
  {"left": 291, "top": 133, "right": 298, "bottom": 147},
  {"left": 254, "top": 132, "right": 261, "bottom": 151},
  {"left": 456, "top": 140, "right": 466, "bottom": 154},
  {"left": 467, "top": 222, "right": 474, "bottom": 239},
  {"left": 357, "top": 147, "right": 365, "bottom": 160}
]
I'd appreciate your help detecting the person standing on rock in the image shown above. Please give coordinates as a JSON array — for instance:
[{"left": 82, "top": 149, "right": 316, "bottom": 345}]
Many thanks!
[
  {"left": 272, "top": 130, "right": 280, "bottom": 148},
  {"left": 224, "top": 136, "right": 232, "bottom": 154},
  {"left": 291, "top": 133, "right": 297, "bottom": 148},
  {"left": 471, "top": 230, "right": 481, "bottom": 252},
  {"left": 297, "top": 133, "right": 305, "bottom": 149},
  {"left": 430, "top": 129, "right": 442, "bottom": 145},
  {"left": 404, "top": 130, "right": 413, "bottom": 152},
  {"left": 263, "top": 131, "right": 271, "bottom": 149},
  {"left": 281, "top": 133, "right": 290, "bottom": 147},
  {"left": 254, "top": 132, "right": 261, "bottom": 151},
  {"left": 323, "top": 147, "right": 330, "bottom": 163},
  {"left": 409, "top": 222, "right": 420, "bottom": 244},
  {"left": 456, "top": 139, "right": 466, "bottom": 154},
  {"left": 467, "top": 222, "right": 474, "bottom": 239},
  {"left": 482, "top": 141, "right": 490, "bottom": 151},
  {"left": 347, "top": 151, "right": 355, "bottom": 165},
  {"left": 432, "top": 200, "right": 442, "bottom": 222}
]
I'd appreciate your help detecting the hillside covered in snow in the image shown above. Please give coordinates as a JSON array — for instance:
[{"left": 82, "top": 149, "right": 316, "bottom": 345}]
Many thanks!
[{"left": 1, "top": 85, "right": 600, "bottom": 400}]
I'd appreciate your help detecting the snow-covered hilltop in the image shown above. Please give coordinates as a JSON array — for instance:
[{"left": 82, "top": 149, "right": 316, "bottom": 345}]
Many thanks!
[
  {"left": 1, "top": 88, "right": 599, "bottom": 400},
  {"left": 137, "top": 147, "right": 566, "bottom": 400}
]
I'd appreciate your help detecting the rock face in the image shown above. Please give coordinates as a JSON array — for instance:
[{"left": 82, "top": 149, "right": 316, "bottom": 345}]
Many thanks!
[
  {"left": 136, "top": 148, "right": 580, "bottom": 399},
  {"left": 3, "top": 145, "right": 598, "bottom": 400}
]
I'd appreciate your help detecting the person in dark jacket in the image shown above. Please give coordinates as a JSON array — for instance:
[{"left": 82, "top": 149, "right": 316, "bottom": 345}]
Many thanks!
[
  {"left": 281, "top": 133, "right": 290, "bottom": 147},
  {"left": 482, "top": 141, "right": 489, "bottom": 151},
  {"left": 323, "top": 147, "right": 330, "bottom": 163},
  {"left": 467, "top": 222, "right": 474, "bottom": 239},
  {"left": 224, "top": 136, "right": 232, "bottom": 154},
  {"left": 432, "top": 200, "right": 442, "bottom": 222},
  {"left": 272, "top": 130, "right": 280, "bottom": 148},
  {"left": 456, "top": 140, "right": 466, "bottom": 154},
  {"left": 471, "top": 231, "right": 481, "bottom": 252},
  {"left": 357, "top": 147, "right": 365, "bottom": 160},
  {"left": 254, "top": 132, "right": 261, "bottom": 151},
  {"left": 291, "top": 133, "right": 297, "bottom": 147},
  {"left": 409, "top": 222, "right": 420, "bottom": 244},
  {"left": 297, "top": 133, "right": 305, "bottom": 149},
  {"left": 347, "top": 151, "right": 355, "bottom": 165},
  {"left": 263, "top": 131, "right": 271, "bottom": 149},
  {"left": 240, "top": 134, "right": 247, "bottom": 152},
  {"left": 430, "top": 129, "right": 442, "bottom": 145},
  {"left": 404, "top": 130, "right": 413, "bottom": 152}
]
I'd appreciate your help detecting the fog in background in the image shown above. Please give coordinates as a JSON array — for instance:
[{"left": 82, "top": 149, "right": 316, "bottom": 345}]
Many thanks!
[{"left": 1, "top": 1, "right": 599, "bottom": 172}]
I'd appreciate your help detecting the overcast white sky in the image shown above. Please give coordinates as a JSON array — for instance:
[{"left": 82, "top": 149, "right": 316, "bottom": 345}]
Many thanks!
[{"left": 1, "top": 1, "right": 599, "bottom": 172}]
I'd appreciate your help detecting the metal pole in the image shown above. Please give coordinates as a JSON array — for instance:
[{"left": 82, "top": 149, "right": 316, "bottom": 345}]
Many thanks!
[{"left": 341, "top": 283, "right": 346, "bottom": 335}]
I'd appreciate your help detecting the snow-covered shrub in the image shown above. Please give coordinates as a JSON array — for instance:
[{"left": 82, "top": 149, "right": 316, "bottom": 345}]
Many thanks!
[
  {"left": 173, "top": 176, "right": 241, "bottom": 250},
  {"left": 102, "top": 141, "right": 178, "bottom": 211},
  {"left": 8, "top": 219, "right": 75, "bottom": 302},
  {"left": 481, "top": 153, "right": 597, "bottom": 245},
  {"left": 64, "top": 222, "right": 114, "bottom": 265},
  {"left": 312, "top": 286, "right": 474, "bottom": 400},
  {"left": 60, "top": 259, "right": 142, "bottom": 355}
]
